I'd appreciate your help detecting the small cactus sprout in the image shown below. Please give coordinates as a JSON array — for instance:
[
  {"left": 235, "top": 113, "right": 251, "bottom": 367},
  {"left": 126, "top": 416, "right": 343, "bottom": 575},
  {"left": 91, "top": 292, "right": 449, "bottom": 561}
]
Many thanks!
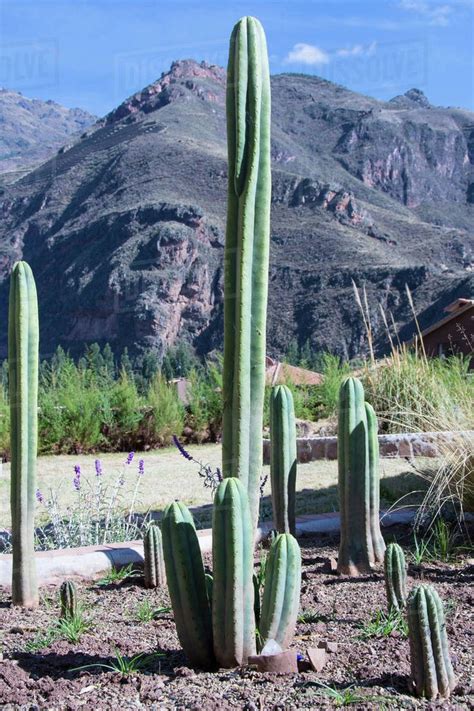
[
  {"left": 143, "top": 523, "right": 166, "bottom": 589},
  {"left": 259, "top": 533, "right": 301, "bottom": 650},
  {"left": 60, "top": 580, "right": 77, "bottom": 619},
  {"left": 384, "top": 543, "right": 407, "bottom": 612},
  {"left": 407, "top": 585, "right": 456, "bottom": 700}
]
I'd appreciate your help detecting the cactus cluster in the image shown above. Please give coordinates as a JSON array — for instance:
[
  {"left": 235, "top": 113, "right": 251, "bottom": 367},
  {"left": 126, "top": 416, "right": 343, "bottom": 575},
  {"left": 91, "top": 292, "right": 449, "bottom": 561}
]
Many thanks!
[
  {"left": 384, "top": 542, "right": 407, "bottom": 612},
  {"left": 144, "top": 523, "right": 166, "bottom": 589},
  {"left": 337, "top": 377, "right": 385, "bottom": 575},
  {"left": 407, "top": 584, "right": 455, "bottom": 700},
  {"left": 9, "top": 261, "right": 39, "bottom": 609},
  {"left": 270, "top": 385, "right": 297, "bottom": 535},
  {"left": 162, "top": 479, "right": 301, "bottom": 669},
  {"left": 221, "top": 15, "right": 271, "bottom": 535}
]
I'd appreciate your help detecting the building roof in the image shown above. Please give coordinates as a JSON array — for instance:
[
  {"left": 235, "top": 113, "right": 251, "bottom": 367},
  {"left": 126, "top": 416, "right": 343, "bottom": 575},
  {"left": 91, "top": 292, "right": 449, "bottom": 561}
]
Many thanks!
[
  {"left": 415, "top": 297, "right": 473, "bottom": 340},
  {"left": 265, "top": 357, "right": 323, "bottom": 386}
]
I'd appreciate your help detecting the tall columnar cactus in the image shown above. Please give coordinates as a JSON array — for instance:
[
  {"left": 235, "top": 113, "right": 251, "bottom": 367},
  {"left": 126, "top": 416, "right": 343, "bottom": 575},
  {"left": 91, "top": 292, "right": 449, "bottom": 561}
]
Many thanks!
[
  {"left": 222, "top": 16, "right": 271, "bottom": 534},
  {"left": 143, "top": 523, "right": 166, "bottom": 589},
  {"left": 270, "top": 385, "right": 297, "bottom": 535},
  {"left": 9, "top": 261, "right": 39, "bottom": 608},
  {"left": 384, "top": 542, "right": 407, "bottom": 612},
  {"left": 60, "top": 580, "right": 77, "bottom": 619},
  {"left": 407, "top": 585, "right": 456, "bottom": 700},
  {"left": 259, "top": 533, "right": 301, "bottom": 650},
  {"left": 212, "top": 477, "right": 255, "bottom": 667},
  {"left": 337, "top": 377, "right": 385, "bottom": 575},
  {"left": 365, "top": 402, "right": 386, "bottom": 562},
  {"left": 161, "top": 502, "right": 215, "bottom": 669}
]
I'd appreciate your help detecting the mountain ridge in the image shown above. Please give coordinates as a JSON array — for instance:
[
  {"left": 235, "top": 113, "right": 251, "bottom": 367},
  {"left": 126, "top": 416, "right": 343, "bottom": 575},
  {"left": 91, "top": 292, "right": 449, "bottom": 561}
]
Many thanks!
[{"left": 0, "top": 60, "right": 472, "bottom": 361}]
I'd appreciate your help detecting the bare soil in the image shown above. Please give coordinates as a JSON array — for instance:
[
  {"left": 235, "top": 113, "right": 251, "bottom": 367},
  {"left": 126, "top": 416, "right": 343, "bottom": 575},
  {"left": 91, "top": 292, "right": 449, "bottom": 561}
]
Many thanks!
[{"left": 0, "top": 526, "right": 473, "bottom": 710}]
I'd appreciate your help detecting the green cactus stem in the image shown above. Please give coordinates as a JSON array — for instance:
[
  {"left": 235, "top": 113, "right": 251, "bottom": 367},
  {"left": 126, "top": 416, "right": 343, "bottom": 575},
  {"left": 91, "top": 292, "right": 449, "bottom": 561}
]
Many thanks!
[
  {"left": 143, "top": 524, "right": 166, "bottom": 589},
  {"left": 60, "top": 580, "right": 77, "bottom": 619},
  {"left": 365, "top": 401, "right": 386, "bottom": 563},
  {"left": 161, "top": 502, "right": 215, "bottom": 669},
  {"left": 337, "top": 377, "right": 385, "bottom": 575},
  {"left": 259, "top": 533, "right": 301, "bottom": 650},
  {"left": 384, "top": 543, "right": 407, "bottom": 612},
  {"left": 9, "top": 261, "right": 39, "bottom": 608},
  {"left": 212, "top": 477, "right": 255, "bottom": 667},
  {"left": 221, "top": 16, "right": 272, "bottom": 534},
  {"left": 407, "top": 585, "right": 456, "bottom": 700},
  {"left": 270, "top": 385, "right": 297, "bottom": 535}
]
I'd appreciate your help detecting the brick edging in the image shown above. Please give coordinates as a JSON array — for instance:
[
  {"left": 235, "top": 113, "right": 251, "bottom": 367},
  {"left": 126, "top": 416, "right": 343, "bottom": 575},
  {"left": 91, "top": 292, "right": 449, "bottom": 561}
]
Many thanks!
[{"left": 263, "top": 431, "right": 473, "bottom": 464}]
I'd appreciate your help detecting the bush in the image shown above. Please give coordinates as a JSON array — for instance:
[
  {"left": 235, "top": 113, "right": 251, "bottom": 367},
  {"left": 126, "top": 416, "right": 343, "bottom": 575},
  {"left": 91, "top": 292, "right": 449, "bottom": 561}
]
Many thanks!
[
  {"left": 105, "top": 371, "right": 144, "bottom": 451},
  {"left": 186, "top": 361, "right": 223, "bottom": 442},
  {"left": 144, "top": 373, "right": 185, "bottom": 446}
]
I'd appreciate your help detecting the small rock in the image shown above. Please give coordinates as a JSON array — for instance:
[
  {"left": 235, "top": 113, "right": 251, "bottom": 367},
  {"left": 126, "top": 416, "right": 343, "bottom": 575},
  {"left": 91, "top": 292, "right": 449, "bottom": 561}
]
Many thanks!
[
  {"left": 323, "top": 557, "right": 338, "bottom": 573},
  {"left": 174, "top": 666, "right": 195, "bottom": 678},
  {"left": 390, "top": 630, "right": 400, "bottom": 638},
  {"left": 307, "top": 646, "right": 327, "bottom": 672},
  {"left": 325, "top": 641, "right": 338, "bottom": 654},
  {"left": 314, "top": 622, "right": 327, "bottom": 634},
  {"left": 9, "top": 626, "right": 24, "bottom": 635}
]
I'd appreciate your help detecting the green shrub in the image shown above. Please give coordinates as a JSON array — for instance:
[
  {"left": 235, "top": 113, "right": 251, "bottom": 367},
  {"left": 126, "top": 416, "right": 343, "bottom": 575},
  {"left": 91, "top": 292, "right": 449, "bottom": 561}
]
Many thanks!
[
  {"left": 145, "top": 373, "right": 185, "bottom": 446},
  {"left": 186, "top": 361, "right": 223, "bottom": 441},
  {"left": 105, "top": 371, "right": 144, "bottom": 450}
]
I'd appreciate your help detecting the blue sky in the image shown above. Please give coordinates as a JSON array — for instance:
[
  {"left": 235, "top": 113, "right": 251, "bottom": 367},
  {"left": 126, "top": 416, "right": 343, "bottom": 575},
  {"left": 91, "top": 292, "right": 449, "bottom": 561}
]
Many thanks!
[{"left": 0, "top": 0, "right": 472, "bottom": 116}]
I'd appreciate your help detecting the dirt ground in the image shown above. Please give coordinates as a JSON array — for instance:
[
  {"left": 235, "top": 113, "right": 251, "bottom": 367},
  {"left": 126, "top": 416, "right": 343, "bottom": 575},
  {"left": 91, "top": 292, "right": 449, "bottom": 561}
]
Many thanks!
[{"left": 0, "top": 525, "right": 473, "bottom": 710}]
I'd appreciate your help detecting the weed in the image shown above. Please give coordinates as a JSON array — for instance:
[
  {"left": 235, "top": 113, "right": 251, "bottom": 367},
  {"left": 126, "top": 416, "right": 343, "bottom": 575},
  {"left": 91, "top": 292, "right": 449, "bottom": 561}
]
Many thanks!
[
  {"left": 97, "top": 563, "right": 137, "bottom": 586},
  {"left": 72, "top": 648, "right": 163, "bottom": 676},
  {"left": 297, "top": 609, "right": 321, "bottom": 624},
  {"left": 357, "top": 609, "right": 408, "bottom": 640},
  {"left": 25, "top": 608, "right": 90, "bottom": 651},
  {"left": 134, "top": 600, "right": 171, "bottom": 623}
]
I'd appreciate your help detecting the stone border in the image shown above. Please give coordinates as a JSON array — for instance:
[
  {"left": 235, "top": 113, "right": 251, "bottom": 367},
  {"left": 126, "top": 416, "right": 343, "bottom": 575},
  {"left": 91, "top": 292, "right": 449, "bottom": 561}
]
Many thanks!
[
  {"left": 0, "top": 509, "right": 417, "bottom": 588},
  {"left": 262, "top": 431, "right": 473, "bottom": 464}
]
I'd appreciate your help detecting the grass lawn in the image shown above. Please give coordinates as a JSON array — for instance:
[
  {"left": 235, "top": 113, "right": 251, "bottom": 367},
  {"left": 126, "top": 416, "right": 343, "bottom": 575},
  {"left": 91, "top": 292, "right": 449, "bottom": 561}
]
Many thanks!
[{"left": 0, "top": 444, "right": 428, "bottom": 531}]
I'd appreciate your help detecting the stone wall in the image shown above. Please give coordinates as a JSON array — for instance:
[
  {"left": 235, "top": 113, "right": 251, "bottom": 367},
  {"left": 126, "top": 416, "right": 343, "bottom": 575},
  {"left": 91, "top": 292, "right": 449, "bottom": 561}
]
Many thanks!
[{"left": 262, "top": 431, "right": 472, "bottom": 464}]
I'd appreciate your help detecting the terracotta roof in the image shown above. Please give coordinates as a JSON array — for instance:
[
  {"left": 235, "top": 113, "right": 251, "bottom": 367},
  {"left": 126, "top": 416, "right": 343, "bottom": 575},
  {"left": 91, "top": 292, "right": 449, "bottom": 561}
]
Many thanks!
[{"left": 265, "top": 361, "right": 323, "bottom": 386}]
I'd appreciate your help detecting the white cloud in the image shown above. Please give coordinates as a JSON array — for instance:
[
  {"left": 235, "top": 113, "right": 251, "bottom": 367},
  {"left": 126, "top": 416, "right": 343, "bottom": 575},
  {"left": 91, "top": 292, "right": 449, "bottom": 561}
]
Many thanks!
[
  {"left": 398, "top": 0, "right": 454, "bottom": 26},
  {"left": 284, "top": 43, "right": 330, "bottom": 66},
  {"left": 336, "top": 41, "right": 377, "bottom": 58}
]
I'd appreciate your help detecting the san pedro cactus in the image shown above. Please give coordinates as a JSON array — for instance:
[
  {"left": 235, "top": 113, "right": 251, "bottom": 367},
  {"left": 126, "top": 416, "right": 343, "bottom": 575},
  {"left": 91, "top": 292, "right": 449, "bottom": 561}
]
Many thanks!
[
  {"left": 270, "top": 385, "right": 297, "bottom": 535},
  {"left": 407, "top": 585, "right": 456, "bottom": 700},
  {"left": 161, "top": 502, "right": 215, "bottom": 669},
  {"left": 384, "top": 542, "right": 407, "bottom": 612},
  {"left": 259, "top": 533, "right": 301, "bottom": 650},
  {"left": 9, "top": 261, "right": 39, "bottom": 608},
  {"left": 143, "top": 523, "right": 166, "bottom": 589},
  {"left": 60, "top": 580, "right": 77, "bottom": 619},
  {"left": 212, "top": 478, "right": 255, "bottom": 667},
  {"left": 365, "top": 402, "right": 386, "bottom": 562},
  {"left": 222, "top": 16, "right": 271, "bottom": 534},
  {"left": 337, "top": 377, "right": 385, "bottom": 575}
]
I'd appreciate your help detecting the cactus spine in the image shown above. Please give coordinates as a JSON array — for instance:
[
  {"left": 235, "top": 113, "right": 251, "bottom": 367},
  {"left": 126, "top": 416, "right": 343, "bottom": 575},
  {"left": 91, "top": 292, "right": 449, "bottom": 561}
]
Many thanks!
[
  {"left": 366, "top": 402, "right": 386, "bottom": 562},
  {"left": 212, "top": 478, "right": 255, "bottom": 667},
  {"left": 337, "top": 377, "right": 385, "bottom": 575},
  {"left": 143, "top": 524, "right": 166, "bottom": 589},
  {"left": 60, "top": 580, "right": 77, "bottom": 619},
  {"left": 222, "top": 16, "right": 271, "bottom": 534},
  {"left": 9, "top": 261, "right": 39, "bottom": 608},
  {"left": 270, "top": 385, "right": 297, "bottom": 535},
  {"left": 407, "top": 585, "right": 455, "bottom": 700},
  {"left": 161, "top": 502, "right": 215, "bottom": 669},
  {"left": 259, "top": 533, "right": 301, "bottom": 650},
  {"left": 384, "top": 542, "right": 407, "bottom": 612}
]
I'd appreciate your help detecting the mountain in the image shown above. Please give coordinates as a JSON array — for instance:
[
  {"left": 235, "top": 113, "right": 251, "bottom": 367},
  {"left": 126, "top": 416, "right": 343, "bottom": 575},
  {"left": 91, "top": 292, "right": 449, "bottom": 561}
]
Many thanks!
[
  {"left": 0, "top": 60, "right": 472, "bottom": 361},
  {"left": 0, "top": 88, "right": 96, "bottom": 182}
]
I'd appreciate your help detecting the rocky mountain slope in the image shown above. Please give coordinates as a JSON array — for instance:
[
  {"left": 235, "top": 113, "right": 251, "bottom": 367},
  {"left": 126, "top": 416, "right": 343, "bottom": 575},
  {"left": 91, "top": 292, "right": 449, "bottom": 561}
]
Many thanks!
[
  {"left": 0, "top": 88, "right": 96, "bottom": 181},
  {"left": 0, "top": 60, "right": 472, "bottom": 361}
]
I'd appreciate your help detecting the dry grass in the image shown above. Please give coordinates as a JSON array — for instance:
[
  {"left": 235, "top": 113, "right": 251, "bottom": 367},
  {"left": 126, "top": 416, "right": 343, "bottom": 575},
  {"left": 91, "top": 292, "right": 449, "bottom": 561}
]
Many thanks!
[{"left": 0, "top": 445, "right": 425, "bottom": 530}]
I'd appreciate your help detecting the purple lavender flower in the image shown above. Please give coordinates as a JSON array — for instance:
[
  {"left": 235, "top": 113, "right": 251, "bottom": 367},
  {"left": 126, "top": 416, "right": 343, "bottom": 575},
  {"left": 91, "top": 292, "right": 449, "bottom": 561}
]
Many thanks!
[
  {"left": 36, "top": 489, "right": 44, "bottom": 504},
  {"left": 95, "top": 459, "right": 103, "bottom": 477},
  {"left": 125, "top": 451, "right": 135, "bottom": 465},
  {"left": 118, "top": 477, "right": 125, "bottom": 487},
  {"left": 73, "top": 464, "right": 81, "bottom": 491},
  {"left": 138, "top": 459, "right": 145, "bottom": 476},
  {"left": 173, "top": 435, "right": 193, "bottom": 461}
]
